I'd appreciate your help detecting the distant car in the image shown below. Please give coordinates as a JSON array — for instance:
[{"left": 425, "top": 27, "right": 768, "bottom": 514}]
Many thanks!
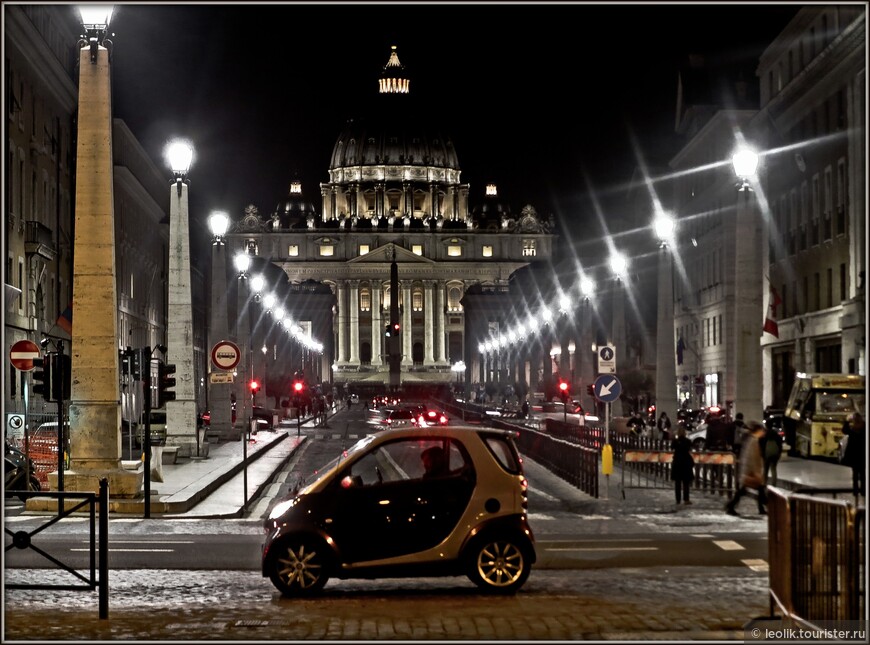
[
  {"left": 530, "top": 401, "right": 585, "bottom": 426},
  {"left": 377, "top": 408, "right": 416, "bottom": 429},
  {"left": 262, "top": 425, "right": 535, "bottom": 596},
  {"left": 416, "top": 406, "right": 450, "bottom": 426},
  {"left": 349, "top": 394, "right": 360, "bottom": 405}
]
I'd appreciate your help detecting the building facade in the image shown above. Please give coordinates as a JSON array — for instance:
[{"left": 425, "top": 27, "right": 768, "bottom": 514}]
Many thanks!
[
  {"left": 223, "top": 47, "right": 555, "bottom": 397},
  {"left": 753, "top": 5, "right": 866, "bottom": 406}
]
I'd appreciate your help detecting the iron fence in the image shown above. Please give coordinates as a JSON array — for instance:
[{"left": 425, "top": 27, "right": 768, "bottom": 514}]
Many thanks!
[
  {"left": 768, "top": 486, "right": 865, "bottom": 627},
  {"left": 4, "top": 478, "right": 109, "bottom": 619}
]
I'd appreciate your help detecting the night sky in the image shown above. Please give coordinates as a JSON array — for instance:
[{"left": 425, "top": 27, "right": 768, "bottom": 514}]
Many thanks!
[{"left": 105, "top": 1, "right": 801, "bottom": 250}]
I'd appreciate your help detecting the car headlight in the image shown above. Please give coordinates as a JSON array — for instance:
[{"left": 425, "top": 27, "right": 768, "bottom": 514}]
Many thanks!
[{"left": 268, "top": 497, "right": 297, "bottom": 520}]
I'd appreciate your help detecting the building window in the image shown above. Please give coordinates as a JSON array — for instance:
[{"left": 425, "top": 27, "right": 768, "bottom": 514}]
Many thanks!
[
  {"left": 412, "top": 244, "right": 423, "bottom": 256},
  {"left": 836, "top": 158, "right": 846, "bottom": 235},
  {"left": 288, "top": 245, "right": 299, "bottom": 257},
  {"left": 522, "top": 239, "right": 536, "bottom": 257},
  {"left": 840, "top": 263, "right": 846, "bottom": 301},
  {"left": 447, "top": 245, "right": 462, "bottom": 257},
  {"left": 359, "top": 244, "right": 369, "bottom": 256},
  {"left": 319, "top": 245, "right": 334, "bottom": 257},
  {"left": 482, "top": 245, "right": 493, "bottom": 258},
  {"left": 412, "top": 288, "right": 423, "bottom": 311},
  {"left": 827, "top": 268, "right": 833, "bottom": 308},
  {"left": 813, "top": 272, "right": 820, "bottom": 311},
  {"left": 447, "top": 285, "right": 463, "bottom": 312},
  {"left": 360, "top": 288, "right": 370, "bottom": 312}
]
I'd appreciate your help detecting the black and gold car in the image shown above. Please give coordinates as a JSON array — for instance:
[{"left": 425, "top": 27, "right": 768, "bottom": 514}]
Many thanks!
[{"left": 262, "top": 426, "right": 535, "bottom": 596}]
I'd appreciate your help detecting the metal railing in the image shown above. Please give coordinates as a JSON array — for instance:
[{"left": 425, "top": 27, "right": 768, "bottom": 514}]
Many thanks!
[
  {"left": 768, "top": 486, "right": 865, "bottom": 627},
  {"left": 492, "top": 420, "right": 599, "bottom": 498},
  {"left": 619, "top": 449, "right": 736, "bottom": 498},
  {"left": 4, "top": 479, "right": 109, "bottom": 619}
]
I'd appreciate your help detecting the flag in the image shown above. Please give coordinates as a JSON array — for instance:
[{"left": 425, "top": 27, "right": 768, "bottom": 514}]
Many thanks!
[
  {"left": 676, "top": 336, "right": 684, "bottom": 366},
  {"left": 763, "top": 285, "right": 781, "bottom": 338},
  {"left": 55, "top": 304, "right": 72, "bottom": 334}
]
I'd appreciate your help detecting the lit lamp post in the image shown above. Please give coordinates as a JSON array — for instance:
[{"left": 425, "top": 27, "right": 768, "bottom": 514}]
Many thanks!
[
  {"left": 249, "top": 274, "right": 268, "bottom": 409},
  {"left": 654, "top": 212, "right": 679, "bottom": 422},
  {"left": 731, "top": 146, "right": 763, "bottom": 420},
  {"left": 452, "top": 360, "right": 466, "bottom": 392},
  {"left": 234, "top": 252, "right": 252, "bottom": 441},
  {"left": 609, "top": 252, "right": 628, "bottom": 415},
  {"left": 207, "top": 211, "right": 233, "bottom": 442},
  {"left": 63, "top": 5, "right": 141, "bottom": 499},
  {"left": 164, "top": 140, "right": 201, "bottom": 458},
  {"left": 578, "top": 276, "right": 596, "bottom": 410}
]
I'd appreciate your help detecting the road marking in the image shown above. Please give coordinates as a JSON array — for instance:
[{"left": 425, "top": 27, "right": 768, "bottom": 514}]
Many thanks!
[
  {"left": 742, "top": 558, "right": 769, "bottom": 572},
  {"left": 545, "top": 546, "right": 659, "bottom": 552},
  {"left": 528, "top": 513, "right": 557, "bottom": 521},
  {"left": 713, "top": 540, "right": 745, "bottom": 551},
  {"left": 531, "top": 489, "right": 558, "bottom": 501},
  {"left": 72, "top": 548, "right": 175, "bottom": 552},
  {"left": 690, "top": 534, "right": 715, "bottom": 538}
]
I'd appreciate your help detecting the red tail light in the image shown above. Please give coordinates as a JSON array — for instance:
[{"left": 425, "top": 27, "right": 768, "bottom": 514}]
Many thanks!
[{"left": 439, "top": 415, "right": 448, "bottom": 425}]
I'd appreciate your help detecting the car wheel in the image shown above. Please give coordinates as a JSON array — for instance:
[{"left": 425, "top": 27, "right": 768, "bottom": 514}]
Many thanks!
[
  {"left": 268, "top": 538, "right": 330, "bottom": 597},
  {"left": 465, "top": 535, "right": 531, "bottom": 594}
]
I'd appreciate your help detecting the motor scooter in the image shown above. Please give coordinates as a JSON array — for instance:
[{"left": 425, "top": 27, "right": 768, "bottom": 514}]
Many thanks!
[{"left": 4, "top": 440, "right": 41, "bottom": 500}]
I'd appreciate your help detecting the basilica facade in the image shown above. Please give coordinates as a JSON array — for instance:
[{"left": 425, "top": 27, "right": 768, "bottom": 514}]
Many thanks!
[{"left": 226, "top": 46, "right": 555, "bottom": 395}]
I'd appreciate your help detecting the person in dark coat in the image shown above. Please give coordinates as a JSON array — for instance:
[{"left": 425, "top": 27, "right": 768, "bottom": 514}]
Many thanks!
[
  {"left": 841, "top": 412, "right": 865, "bottom": 496},
  {"left": 760, "top": 422, "right": 784, "bottom": 486},
  {"left": 671, "top": 425, "right": 695, "bottom": 505}
]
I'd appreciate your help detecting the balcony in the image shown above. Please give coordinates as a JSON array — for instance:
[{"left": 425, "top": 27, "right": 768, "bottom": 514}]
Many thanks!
[{"left": 24, "top": 221, "right": 56, "bottom": 261}]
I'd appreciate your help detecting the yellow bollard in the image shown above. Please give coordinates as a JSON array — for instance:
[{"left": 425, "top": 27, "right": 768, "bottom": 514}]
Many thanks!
[{"left": 602, "top": 443, "right": 613, "bottom": 475}]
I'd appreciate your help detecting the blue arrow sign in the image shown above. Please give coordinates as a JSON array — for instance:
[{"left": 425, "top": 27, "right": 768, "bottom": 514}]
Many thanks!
[{"left": 594, "top": 374, "right": 622, "bottom": 403}]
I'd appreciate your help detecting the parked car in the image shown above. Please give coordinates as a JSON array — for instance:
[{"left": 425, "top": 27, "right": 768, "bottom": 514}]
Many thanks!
[
  {"left": 134, "top": 411, "right": 167, "bottom": 447},
  {"left": 262, "top": 426, "right": 536, "bottom": 596}
]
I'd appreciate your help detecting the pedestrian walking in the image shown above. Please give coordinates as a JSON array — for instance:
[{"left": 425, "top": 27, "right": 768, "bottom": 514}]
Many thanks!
[
  {"left": 840, "top": 412, "right": 865, "bottom": 496},
  {"left": 520, "top": 398, "right": 530, "bottom": 420},
  {"left": 657, "top": 411, "right": 672, "bottom": 442},
  {"left": 671, "top": 425, "right": 694, "bottom": 505},
  {"left": 732, "top": 412, "right": 747, "bottom": 456},
  {"left": 761, "top": 421, "right": 783, "bottom": 486},
  {"left": 725, "top": 421, "right": 767, "bottom": 516}
]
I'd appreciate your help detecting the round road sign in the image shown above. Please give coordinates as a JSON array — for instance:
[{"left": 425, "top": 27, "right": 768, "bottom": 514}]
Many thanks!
[
  {"left": 211, "top": 340, "right": 241, "bottom": 371},
  {"left": 10, "top": 339, "right": 40, "bottom": 372}
]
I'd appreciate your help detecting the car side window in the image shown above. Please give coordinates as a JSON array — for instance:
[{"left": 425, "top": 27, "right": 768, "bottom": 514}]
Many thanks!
[{"left": 347, "top": 438, "right": 471, "bottom": 486}]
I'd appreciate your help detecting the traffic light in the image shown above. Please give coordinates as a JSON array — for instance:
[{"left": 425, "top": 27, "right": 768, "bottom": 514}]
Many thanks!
[
  {"left": 52, "top": 353, "right": 71, "bottom": 401},
  {"left": 32, "top": 355, "right": 53, "bottom": 401},
  {"left": 293, "top": 380, "right": 304, "bottom": 394},
  {"left": 250, "top": 380, "right": 260, "bottom": 394},
  {"left": 586, "top": 384, "right": 595, "bottom": 397},
  {"left": 393, "top": 322, "right": 400, "bottom": 335},
  {"left": 156, "top": 361, "right": 177, "bottom": 408},
  {"left": 558, "top": 379, "right": 569, "bottom": 403}
]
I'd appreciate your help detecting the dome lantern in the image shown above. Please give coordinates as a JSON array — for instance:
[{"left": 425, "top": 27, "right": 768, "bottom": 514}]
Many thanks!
[{"left": 379, "top": 45, "right": 410, "bottom": 94}]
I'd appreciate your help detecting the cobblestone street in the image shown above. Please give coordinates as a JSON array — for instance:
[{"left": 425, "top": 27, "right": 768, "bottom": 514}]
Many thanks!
[{"left": 4, "top": 567, "right": 769, "bottom": 640}]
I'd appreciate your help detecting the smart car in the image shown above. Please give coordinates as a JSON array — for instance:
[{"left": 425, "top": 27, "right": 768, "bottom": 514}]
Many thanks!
[{"left": 262, "top": 426, "right": 535, "bottom": 596}]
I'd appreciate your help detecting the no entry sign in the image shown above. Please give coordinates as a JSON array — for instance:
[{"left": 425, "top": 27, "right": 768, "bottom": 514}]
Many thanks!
[
  {"left": 211, "top": 340, "right": 241, "bottom": 371},
  {"left": 10, "top": 339, "right": 40, "bottom": 372}
]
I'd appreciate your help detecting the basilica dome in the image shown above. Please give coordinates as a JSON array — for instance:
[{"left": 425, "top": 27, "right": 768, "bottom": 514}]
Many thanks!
[{"left": 328, "top": 46, "right": 460, "bottom": 173}]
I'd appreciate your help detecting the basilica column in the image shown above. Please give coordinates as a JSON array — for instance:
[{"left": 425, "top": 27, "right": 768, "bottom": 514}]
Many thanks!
[
  {"left": 371, "top": 283, "right": 383, "bottom": 367},
  {"left": 423, "top": 281, "right": 435, "bottom": 365},
  {"left": 355, "top": 183, "right": 362, "bottom": 218},
  {"left": 435, "top": 281, "right": 449, "bottom": 364},
  {"left": 401, "top": 280, "right": 413, "bottom": 367},
  {"left": 348, "top": 280, "right": 360, "bottom": 367},
  {"left": 376, "top": 183, "right": 385, "bottom": 218},
  {"left": 336, "top": 281, "right": 347, "bottom": 365},
  {"left": 429, "top": 182, "right": 438, "bottom": 218}
]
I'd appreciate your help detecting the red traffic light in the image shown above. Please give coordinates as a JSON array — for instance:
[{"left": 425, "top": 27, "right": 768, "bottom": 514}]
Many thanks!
[
  {"left": 293, "top": 381, "right": 304, "bottom": 393},
  {"left": 393, "top": 322, "right": 400, "bottom": 332},
  {"left": 586, "top": 384, "right": 595, "bottom": 396},
  {"left": 558, "top": 381, "right": 569, "bottom": 392},
  {"left": 250, "top": 380, "right": 260, "bottom": 392}
]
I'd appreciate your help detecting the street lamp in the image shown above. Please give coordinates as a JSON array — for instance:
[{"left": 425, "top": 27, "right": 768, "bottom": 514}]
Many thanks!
[
  {"left": 65, "top": 4, "right": 142, "bottom": 499},
  {"left": 654, "top": 211, "right": 679, "bottom": 423},
  {"left": 207, "top": 210, "right": 233, "bottom": 442},
  {"left": 164, "top": 139, "right": 199, "bottom": 458},
  {"left": 233, "top": 252, "right": 252, "bottom": 511},
  {"left": 730, "top": 146, "right": 763, "bottom": 420}
]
